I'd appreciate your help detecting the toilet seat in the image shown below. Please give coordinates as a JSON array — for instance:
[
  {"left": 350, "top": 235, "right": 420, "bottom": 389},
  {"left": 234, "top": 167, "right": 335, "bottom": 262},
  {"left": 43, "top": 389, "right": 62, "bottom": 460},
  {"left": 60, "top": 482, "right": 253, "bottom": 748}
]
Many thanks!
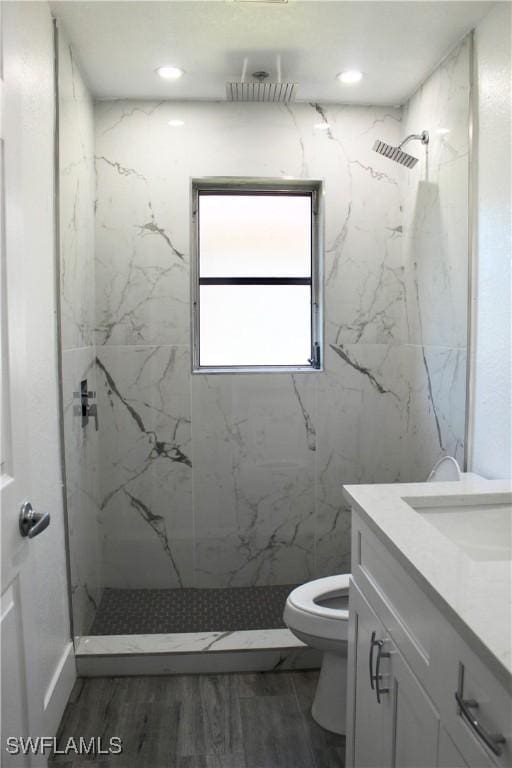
[
  {"left": 288, "top": 574, "right": 350, "bottom": 620},
  {"left": 284, "top": 574, "right": 350, "bottom": 642}
]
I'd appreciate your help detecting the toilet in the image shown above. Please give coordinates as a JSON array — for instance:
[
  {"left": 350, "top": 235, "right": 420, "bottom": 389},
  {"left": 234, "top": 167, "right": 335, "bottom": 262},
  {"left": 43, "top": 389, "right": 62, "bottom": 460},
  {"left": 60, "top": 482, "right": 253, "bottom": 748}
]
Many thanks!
[
  {"left": 284, "top": 456, "right": 463, "bottom": 736},
  {"left": 284, "top": 574, "right": 350, "bottom": 735}
]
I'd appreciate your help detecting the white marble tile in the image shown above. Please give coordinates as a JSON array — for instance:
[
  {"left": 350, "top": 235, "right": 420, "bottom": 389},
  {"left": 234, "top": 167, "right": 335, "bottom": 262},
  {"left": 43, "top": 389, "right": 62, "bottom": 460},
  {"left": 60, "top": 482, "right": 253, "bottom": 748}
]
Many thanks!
[
  {"left": 402, "top": 344, "right": 467, "bottom": 482},
  {"left": 76, "top": 628, "right": 304, "bottom": 655},
  {"left": 62, "top": 347, "right": 102, "bottom": 636},
  {"left": 58, "top": 35, "right": 96, "bottom": 351},
  {"left": 76, "top": 647, "right": 320, "bottom": 677},
  {"left": 58, "top": 28, "right": 101, "bottom": 636},
  {"left": 96, "top": 345, "right": 193, "bottom": 587},
  {"left": 191, "top": 373, "right": 317, "bottom": 587},
  {"left": 62, "top": 42, "right": 470, "bottom": 604},
  {"left": 402, "top": 37, "right": 470, "bottom": 349}
]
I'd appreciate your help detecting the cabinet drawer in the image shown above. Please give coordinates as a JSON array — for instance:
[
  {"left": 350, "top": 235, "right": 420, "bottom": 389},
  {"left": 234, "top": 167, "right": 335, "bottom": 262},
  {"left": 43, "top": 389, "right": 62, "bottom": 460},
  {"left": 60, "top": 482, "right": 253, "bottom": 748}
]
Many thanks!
[
  {"left": 435, "top": 625, "right": 511, "bottom": 768},
  {"left": 352, "top": 512, "right": 439, "bottom": 688}
]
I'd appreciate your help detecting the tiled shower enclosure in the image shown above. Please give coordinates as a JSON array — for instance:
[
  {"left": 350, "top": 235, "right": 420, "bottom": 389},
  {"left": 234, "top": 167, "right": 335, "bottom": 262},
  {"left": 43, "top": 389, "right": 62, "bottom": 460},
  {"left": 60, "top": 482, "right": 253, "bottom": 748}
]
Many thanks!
[{"left": 58, "top": 26, "right": 470, "bottom": 638}]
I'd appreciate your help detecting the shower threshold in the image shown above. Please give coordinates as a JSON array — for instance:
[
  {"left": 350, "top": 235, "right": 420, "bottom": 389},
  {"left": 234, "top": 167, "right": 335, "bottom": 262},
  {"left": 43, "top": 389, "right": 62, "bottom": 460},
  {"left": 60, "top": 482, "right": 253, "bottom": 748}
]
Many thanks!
[{"left": 76, "top": 586, "right": 320, "bottom": 676}]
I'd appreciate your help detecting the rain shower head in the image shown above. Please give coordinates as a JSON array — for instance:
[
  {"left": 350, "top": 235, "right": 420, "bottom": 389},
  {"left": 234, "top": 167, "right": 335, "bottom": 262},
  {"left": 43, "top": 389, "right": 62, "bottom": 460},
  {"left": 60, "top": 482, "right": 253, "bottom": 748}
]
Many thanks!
[
  {"left": 227, "top": 57, "right": 297, "bottom": 103},
  {"left": 373, "top": 130, "right": 429, "bottom": 169},
  {"left": 226, "top": 80, "right": 297, "bottom": 103}
]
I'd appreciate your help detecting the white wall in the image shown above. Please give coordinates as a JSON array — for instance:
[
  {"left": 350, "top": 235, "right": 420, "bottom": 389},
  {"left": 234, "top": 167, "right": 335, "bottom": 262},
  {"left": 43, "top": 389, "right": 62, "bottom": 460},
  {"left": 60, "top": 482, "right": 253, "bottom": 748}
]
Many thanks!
[
  {"left": 470, "top": 2, "right": 512, "bottom": 478},
  {"left": 3, "top": 0, "right": 75, "bottom": 734}
]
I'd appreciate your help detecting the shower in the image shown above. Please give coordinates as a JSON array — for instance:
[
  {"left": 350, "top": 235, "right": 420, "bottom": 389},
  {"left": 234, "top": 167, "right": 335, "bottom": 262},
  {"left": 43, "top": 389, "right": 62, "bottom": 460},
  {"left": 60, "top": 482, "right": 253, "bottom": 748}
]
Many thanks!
[{"left": 373, "top": 130, "right": 429, "bottom": 168}]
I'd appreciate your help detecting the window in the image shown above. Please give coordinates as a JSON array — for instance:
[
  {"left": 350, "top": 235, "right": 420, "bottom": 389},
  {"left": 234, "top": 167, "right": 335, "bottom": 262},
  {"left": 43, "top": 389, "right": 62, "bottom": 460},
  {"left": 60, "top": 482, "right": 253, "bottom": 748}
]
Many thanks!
[{"left": 191, "top": 179, "right": 323, "bottom": 372}]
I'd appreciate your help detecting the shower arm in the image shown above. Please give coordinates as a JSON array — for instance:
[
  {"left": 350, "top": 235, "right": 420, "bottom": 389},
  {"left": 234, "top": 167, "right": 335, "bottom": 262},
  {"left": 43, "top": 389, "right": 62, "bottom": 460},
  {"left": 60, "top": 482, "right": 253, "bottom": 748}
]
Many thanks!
[{"left": 398, "top": 130, "right": 429, "bottom": 149}]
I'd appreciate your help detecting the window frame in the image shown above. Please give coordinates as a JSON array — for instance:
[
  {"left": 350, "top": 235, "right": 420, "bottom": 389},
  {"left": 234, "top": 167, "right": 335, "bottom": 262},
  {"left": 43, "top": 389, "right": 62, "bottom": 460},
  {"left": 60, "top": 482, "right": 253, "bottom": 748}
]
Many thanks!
[{"left": 191, "top": 177, "right": 324, "bottom": 374}]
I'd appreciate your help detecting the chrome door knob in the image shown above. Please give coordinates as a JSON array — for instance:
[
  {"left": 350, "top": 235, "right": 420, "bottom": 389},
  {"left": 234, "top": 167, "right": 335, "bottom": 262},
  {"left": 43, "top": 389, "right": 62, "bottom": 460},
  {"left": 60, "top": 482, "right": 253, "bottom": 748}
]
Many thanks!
[{"left": 19, "top": 501, "right": 50, "bottom": 538}]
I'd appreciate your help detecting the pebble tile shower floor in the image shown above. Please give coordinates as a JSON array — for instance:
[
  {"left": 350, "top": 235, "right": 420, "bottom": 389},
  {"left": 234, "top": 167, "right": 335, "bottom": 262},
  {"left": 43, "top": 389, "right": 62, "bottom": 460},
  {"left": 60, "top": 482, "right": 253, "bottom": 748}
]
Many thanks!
[
  {"left": 90, "top": 586, "right": 296, "bottom": 635},
  {"left": 49, "top": 671, "right": 345, "bottom": 768}
]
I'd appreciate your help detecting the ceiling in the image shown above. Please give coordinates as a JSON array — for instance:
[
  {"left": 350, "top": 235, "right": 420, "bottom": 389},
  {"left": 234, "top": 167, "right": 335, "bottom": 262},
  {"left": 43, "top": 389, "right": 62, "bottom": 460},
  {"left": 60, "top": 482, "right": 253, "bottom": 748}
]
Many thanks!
[{"left": 51, "top": 0, "right": 492, "bottom": 105}]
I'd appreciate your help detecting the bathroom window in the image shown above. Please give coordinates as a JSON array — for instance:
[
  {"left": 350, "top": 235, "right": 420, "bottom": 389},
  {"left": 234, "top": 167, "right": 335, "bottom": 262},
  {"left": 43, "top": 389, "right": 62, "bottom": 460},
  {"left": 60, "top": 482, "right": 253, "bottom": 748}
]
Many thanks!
[{"left": 191, "top": 179, "right": 323, "bottom": 372}]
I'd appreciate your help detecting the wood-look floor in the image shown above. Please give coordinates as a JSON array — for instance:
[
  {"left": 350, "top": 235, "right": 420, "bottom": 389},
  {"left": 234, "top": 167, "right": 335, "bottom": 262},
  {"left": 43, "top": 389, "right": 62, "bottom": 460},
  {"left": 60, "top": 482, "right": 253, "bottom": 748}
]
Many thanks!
[{"left": 50, "top": 671, "right": 345, "bottom": 768}]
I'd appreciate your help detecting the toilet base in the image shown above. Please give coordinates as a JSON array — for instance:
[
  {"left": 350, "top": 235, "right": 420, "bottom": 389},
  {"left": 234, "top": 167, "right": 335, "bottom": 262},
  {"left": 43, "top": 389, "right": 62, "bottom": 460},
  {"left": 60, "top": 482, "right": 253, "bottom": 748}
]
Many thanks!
[{"left": 311, "top": 651, "right": 347, "bottom": 735}]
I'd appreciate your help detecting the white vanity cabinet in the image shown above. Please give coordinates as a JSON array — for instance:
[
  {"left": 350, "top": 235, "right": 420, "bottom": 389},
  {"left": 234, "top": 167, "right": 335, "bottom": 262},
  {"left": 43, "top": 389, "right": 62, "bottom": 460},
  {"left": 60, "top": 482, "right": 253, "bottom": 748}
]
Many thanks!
[
  {"left": 348, "top": 582, "right": 440, "bottom": 768},
  {"left": 346, "top": 507, "right": 512, "bottom": 768}
]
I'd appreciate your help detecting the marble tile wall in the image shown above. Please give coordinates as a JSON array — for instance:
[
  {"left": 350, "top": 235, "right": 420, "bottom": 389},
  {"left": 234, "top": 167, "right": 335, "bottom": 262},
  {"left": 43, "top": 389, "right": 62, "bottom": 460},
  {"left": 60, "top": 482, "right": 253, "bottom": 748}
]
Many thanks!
[
  {"left": 94, "top": 100, "right": 407, "bottom": 588},
  {"left": 401, "top": 36, "right": 470, "bottom": 479},
  {"left": 59, "top": 36, "right": 470, "bottom": 601},
  {"left": 58, "top": 30, "right": 102, "bottom": 634}
]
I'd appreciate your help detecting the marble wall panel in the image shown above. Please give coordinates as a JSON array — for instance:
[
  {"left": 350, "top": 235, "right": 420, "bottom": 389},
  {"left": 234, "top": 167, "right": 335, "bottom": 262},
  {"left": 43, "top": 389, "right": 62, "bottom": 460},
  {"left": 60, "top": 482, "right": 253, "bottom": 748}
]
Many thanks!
[
  {"left": 401, "top": 36, "right": 470, "bottom": 478},
  {"left": 91, "top": 38, "right": 470, "bottom": 591},
  {"left": 191, "top": 373, "right": 317, "bottom": 587},
  {"left": 94, "top": 100, "right": 408, "bottom": 588},
  {"left": 96, "top": 345, "right": 194, "bottom": 587},
  {"left": 58, "top": 29, "right": 101, "bottom": 636},
  {"left": 402, "top": 37, "right": 470, "bottom": 350},
  {"left": 58, "top": 38, "right": 95, "bottom": 351},
  {"left": 62, "top": 349, "right": 102, "bottom": 636}
]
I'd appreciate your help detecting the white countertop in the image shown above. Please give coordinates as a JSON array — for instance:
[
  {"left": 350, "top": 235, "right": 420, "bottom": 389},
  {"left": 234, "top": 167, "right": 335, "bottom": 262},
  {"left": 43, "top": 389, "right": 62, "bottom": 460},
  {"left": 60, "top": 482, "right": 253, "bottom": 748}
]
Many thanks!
[{"left": 343, "top": 474, "right": 512, "bottom": 685}]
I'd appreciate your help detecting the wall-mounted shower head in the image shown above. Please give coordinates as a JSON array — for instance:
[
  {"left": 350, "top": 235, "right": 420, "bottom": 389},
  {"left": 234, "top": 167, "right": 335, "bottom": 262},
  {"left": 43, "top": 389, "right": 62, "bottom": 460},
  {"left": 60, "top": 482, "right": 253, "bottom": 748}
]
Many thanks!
[{"left": 373, "top": 130, "right": 429, "bottom": 169}]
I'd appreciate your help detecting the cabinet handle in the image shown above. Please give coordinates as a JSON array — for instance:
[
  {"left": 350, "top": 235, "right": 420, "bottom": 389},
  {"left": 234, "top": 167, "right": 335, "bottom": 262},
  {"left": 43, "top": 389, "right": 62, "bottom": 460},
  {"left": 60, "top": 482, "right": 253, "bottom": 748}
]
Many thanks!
[
  {"left": 455, "top": 692, "right": 506, "bottom": 757},
  {"left": 375, "top": 640, "right": 390, "bottom": 704},
  {"left": 369, "top": 631, "right": 378, "bottom": 690}
]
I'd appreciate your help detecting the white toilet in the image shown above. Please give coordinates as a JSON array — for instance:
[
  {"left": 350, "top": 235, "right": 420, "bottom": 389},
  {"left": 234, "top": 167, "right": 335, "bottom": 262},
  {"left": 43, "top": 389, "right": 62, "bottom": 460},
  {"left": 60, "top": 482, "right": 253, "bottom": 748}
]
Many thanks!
[
  {"left": 284, "top": 456, "right": 462, "bottom": 736},
  {"left": 284, "top": 574, "right": 350, "bottom": 735}
]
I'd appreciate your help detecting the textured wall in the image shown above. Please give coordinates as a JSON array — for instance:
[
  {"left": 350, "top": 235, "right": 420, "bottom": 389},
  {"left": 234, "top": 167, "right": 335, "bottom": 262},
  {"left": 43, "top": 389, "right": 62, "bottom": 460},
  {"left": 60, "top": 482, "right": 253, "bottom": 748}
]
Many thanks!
[
  {"left": 94, "top": 101, "right": 406, "bottom": 588},
  {"left": 58, "top": 27, "right": 102, "bottom": 635},
  {"left": 471, "top": 3, "right": 512, "bottom": 479},
  {"left": 401, "top": 36, "right": 470, "bottom": 479}
]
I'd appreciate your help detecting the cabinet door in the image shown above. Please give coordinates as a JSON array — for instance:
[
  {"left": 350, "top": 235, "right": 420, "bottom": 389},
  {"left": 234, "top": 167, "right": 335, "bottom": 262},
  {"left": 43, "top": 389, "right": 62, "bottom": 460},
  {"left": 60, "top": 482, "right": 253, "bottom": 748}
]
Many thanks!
[
  {"left": 392, "top": 648, "right": 440, "bottom": 768},
  {"left": 438, "top": 728, "right": 469, "bottom": 768},
  {"left": 347, "top": 582, "right": 394, "bottom": 768}
]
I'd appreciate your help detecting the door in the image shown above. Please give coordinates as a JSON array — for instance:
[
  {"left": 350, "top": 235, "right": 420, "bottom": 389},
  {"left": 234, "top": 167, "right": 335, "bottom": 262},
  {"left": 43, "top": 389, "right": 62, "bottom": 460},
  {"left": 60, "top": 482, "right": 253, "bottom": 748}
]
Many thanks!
[
  {"left": 1, "top": 4, "right": 53, "bottom": 766},
  {"left": 392, "top": 644, "right": 440, "bottom": 768}
]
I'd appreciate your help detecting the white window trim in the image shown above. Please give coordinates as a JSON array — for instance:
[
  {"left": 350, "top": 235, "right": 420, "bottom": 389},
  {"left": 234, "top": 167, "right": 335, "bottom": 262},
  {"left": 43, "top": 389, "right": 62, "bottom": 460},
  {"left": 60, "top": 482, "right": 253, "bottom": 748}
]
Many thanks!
[{"left": 190, "top": 177, "right": 324, "bottom": 374}]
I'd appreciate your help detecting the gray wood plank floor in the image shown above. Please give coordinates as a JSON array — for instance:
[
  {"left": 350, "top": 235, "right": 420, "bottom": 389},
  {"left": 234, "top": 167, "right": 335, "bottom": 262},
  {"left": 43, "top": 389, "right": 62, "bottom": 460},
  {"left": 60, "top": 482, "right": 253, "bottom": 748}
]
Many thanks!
[{"left": 49, "top": 671, "right": 345, "bottom": 768}]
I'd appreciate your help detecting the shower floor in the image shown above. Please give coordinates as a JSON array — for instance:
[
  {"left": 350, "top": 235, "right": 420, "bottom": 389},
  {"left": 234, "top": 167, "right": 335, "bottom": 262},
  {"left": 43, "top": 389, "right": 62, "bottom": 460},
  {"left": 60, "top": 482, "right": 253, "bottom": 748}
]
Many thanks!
[{"left": 89, "top": 585, "right": 296, "bottom": 635}]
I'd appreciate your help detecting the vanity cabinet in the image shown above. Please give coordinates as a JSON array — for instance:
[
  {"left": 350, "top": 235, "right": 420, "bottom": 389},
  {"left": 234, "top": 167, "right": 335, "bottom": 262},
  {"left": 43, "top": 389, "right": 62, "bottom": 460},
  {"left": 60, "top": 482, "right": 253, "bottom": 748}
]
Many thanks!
[
  {"left": 349, "top": 582, "right": 440, "bottom": 768},
  {"left": 346, "top": 509, "right": 511, "bottom": 768}
]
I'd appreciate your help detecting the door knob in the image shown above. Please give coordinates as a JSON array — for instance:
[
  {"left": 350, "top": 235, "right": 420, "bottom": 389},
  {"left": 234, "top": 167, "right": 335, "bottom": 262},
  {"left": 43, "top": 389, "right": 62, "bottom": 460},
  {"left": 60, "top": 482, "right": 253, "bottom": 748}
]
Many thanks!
[{"left": 19, "top": 501, "right": 50, "bottom": 538}]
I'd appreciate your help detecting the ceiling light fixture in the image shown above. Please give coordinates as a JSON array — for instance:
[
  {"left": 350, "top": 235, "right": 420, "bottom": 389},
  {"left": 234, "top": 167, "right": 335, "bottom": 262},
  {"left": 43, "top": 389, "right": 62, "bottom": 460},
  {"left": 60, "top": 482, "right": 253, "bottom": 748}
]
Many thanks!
[
  {"left": 337, "top": 70, "right": 363, "bottom": 85},
  {"left": 157, "top": 66, "right": 184, "bottom": 80},
  {"left": 168, "top": 119, "right": 185, "bottom": 127}
]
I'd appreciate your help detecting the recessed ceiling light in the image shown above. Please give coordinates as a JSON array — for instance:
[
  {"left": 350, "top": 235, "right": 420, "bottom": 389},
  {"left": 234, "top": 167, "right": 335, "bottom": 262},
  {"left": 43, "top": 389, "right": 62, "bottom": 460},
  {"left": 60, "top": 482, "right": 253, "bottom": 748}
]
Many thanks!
[
  {"left": 168, "top": 119, "right": 185, "bottom": 127},
  {"left": 314, "top": 123, "right": 330, "bottom": 131},
  {"left": 157, "top": 66, "right": 184, "bottom": 80},
  {"left": 337, "top": 70, "right": 363, "bottom": 85}
]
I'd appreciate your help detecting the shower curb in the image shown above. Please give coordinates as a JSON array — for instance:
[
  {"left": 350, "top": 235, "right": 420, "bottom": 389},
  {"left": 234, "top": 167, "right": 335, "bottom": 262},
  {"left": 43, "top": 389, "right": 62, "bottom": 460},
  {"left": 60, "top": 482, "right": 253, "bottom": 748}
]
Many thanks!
[{"left": 75, "top": 628, "right": 321, "bottom": 676}]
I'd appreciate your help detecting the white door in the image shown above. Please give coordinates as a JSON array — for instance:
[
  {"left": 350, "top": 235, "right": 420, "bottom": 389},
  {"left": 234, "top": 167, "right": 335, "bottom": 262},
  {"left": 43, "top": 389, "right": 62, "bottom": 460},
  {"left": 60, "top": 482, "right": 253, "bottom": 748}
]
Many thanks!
[{"left": 1, "top": 4, "right": 52, "bottom": 766}]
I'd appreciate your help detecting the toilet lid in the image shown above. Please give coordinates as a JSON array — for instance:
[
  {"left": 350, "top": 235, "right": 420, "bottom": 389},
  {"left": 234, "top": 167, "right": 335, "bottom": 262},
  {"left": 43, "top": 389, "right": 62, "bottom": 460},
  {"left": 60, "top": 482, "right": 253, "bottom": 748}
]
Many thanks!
[{"left": 288, "top": 574, "right": 350, "bottom": 621}]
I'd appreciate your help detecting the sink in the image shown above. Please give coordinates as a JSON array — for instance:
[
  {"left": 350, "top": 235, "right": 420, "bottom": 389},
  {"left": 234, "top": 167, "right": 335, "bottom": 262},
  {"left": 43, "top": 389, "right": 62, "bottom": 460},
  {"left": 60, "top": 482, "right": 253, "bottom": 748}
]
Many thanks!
[{"left": 404, "top": 492, "right": 512, "bottom": 562}]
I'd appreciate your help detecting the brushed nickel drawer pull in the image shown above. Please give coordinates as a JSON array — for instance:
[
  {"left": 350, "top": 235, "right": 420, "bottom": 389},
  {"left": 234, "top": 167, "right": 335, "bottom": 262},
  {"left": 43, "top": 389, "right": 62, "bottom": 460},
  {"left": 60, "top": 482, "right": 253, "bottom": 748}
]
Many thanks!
[
  {"left": 375, "top": 640, "right": 390, "bottom": 703},
  {"left": 455, "top": 692, "right": 506, "bottom": 757}
]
